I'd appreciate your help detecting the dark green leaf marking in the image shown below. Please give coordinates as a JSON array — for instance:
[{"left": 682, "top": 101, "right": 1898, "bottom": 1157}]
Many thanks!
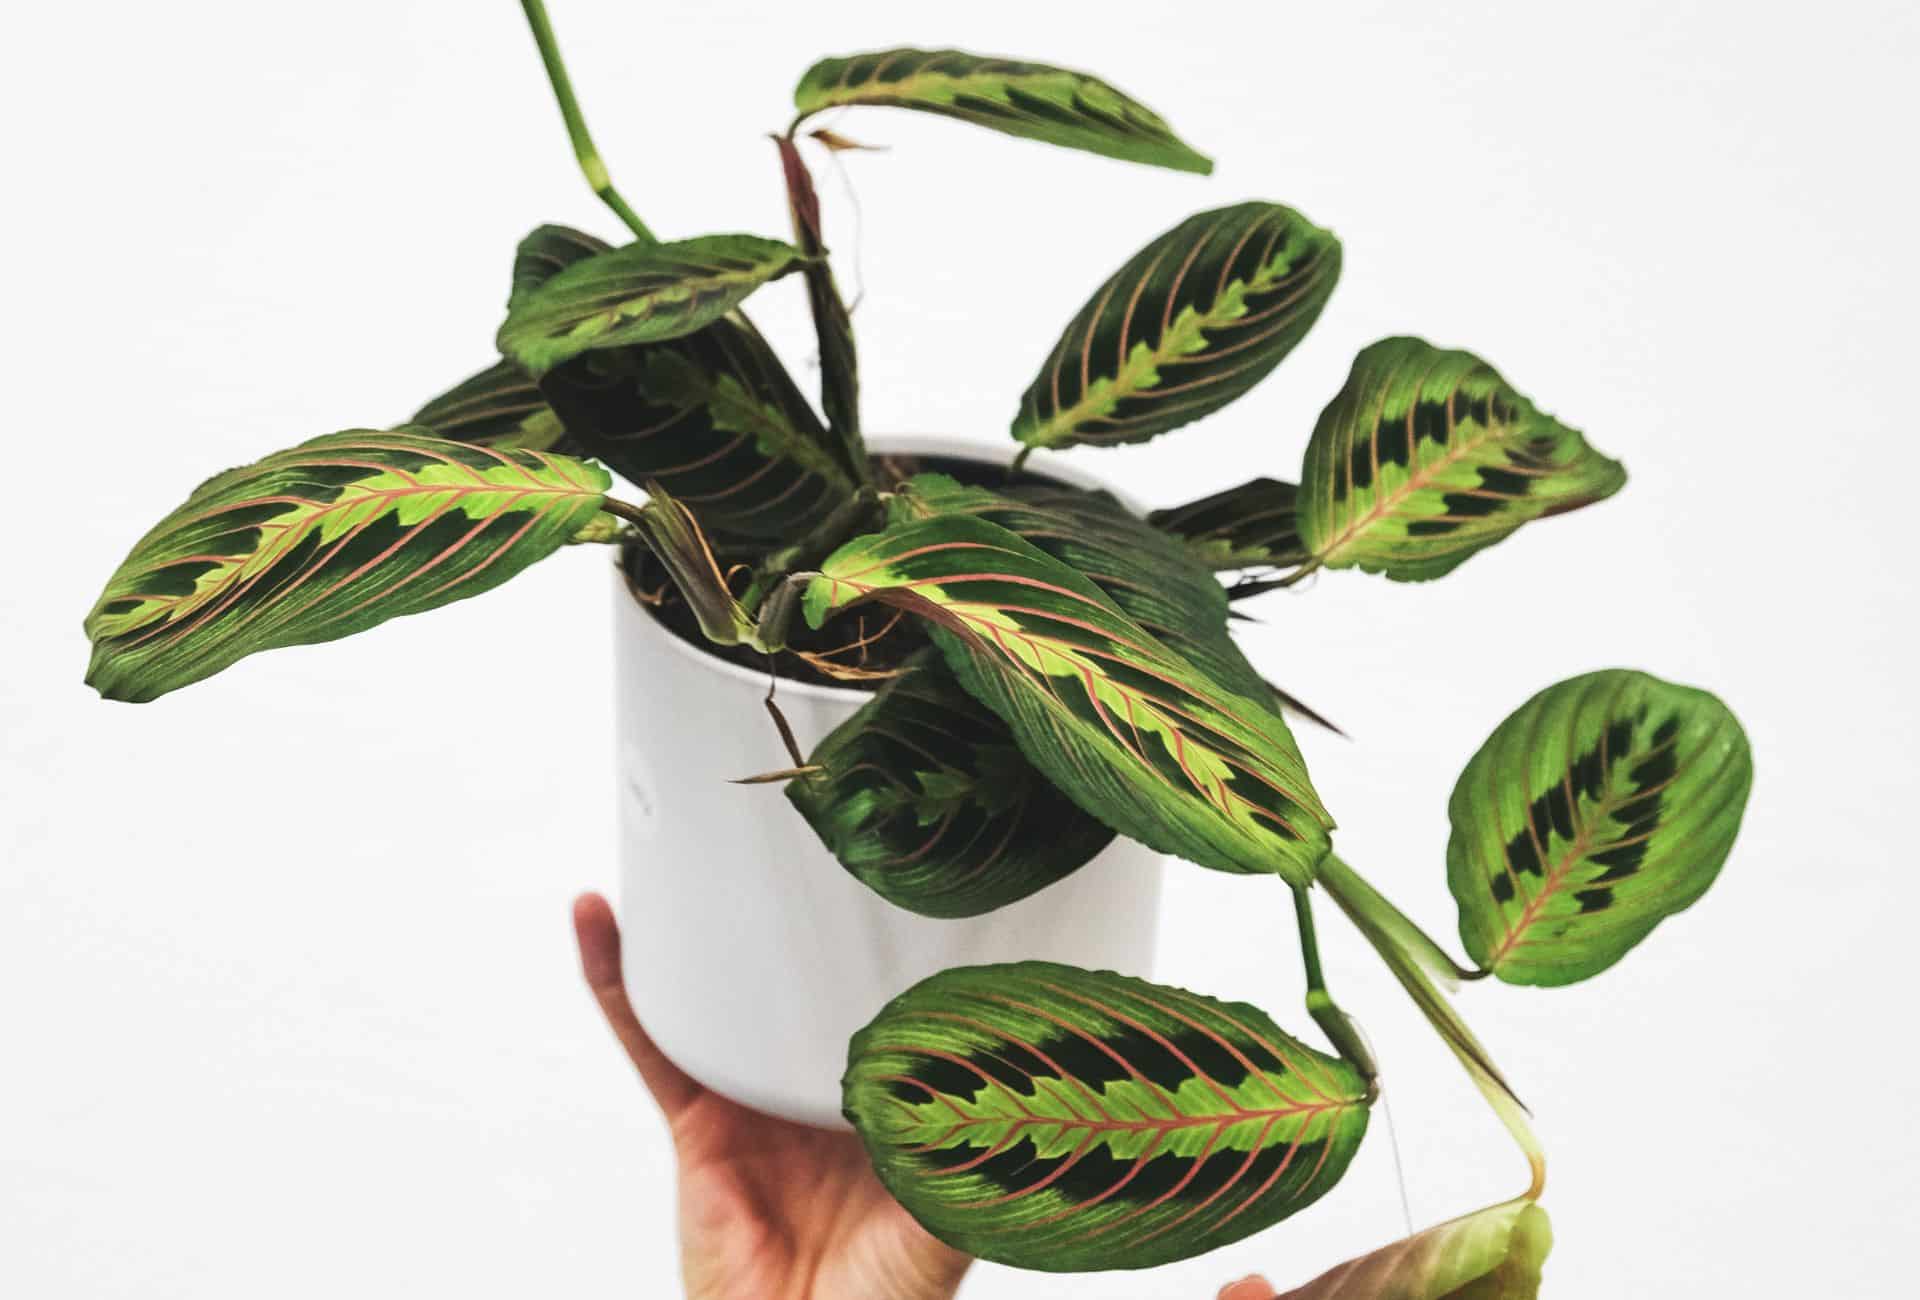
[
  {"left": 1449, "top": 669, "right": 1753, "bottom": 986},
  {"left": 1014, "top": 204, "right": 1339, "bottom": 452},
  {"left": 794, "top": 48, "right": 1212, "bottom": 174},
  {"left": 844, "top": 962, "right": 1370, "bottom": 1271},
  {"left": 788, "top": 651, "right": 1115, "bottom": 917}
]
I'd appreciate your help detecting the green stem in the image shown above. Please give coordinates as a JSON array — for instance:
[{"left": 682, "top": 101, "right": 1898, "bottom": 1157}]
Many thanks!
[
  {"left": 740, "top": 487, "right": 882, "bottom": 613},
  {"left": 1291, "top": 884, "right": 1378, "bottom": 1098},
  {"left": 518, "top": 0, "right": 656, "bottom": 243},
  {"left": 1315, "top": 852, "right": 1483, "bottom": 986},
  {"left": 1315, "top": 854, "right": 1546, "bottom": 1199}
]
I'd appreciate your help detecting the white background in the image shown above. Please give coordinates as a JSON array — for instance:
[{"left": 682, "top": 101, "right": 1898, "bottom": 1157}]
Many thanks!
[{"left": 4, "top": 1, "right": 1916, "bottom": 1295}]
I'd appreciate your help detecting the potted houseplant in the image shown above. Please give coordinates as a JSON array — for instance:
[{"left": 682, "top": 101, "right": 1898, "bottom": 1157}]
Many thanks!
[{"left": 81, "top": 2, "right": 1753, "bottom": 1291}]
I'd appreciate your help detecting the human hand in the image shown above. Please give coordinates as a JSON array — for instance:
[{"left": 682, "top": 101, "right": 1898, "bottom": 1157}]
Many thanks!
[
  {"left": 1218, "top": 1276, "right": 1278, "bottom": 1299},
  {"left": 572, "top": 892, "right": 972, "bottom": 1300}
]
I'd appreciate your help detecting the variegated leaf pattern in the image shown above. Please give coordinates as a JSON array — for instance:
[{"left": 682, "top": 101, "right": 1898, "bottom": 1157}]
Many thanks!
[
  {"left": 802, "top": 510, "right": 1334, "bottom": 883},
  {"left": 497, "top": 233, "right": 806, "bottom": 375},
  {"left": 793, "top": 49, "right": 1212, "bottom": 174},
  {"left": 1150, "top": 478, "right": 1306, "bottom": 571},
  {"left": 896, "top": 475, "right": 1274, "bottom": 707},
  {"left": 1013, "top": 204, "right": 1340, "bottom": 452},
  {"left": 1449, "top": 670, "right": 1753, "bottom": 986},
  {"left": 538, "top": 316, "right": 853, "bottom": 540},
  {"left": 1275, "top": 1198, "right": 1551, "bottom": 1299},
  {"left": 409, "top": 225, "right": 614, "bottom": 453},
  {"left": 84, "top": 429, "right": 611, "bottom": 702},
  {"left": 411, "top": 359, "right": 571, "bottom": 452},
  {"left": 787, "top": 652, "right": 1115, "bottom": 917},
  {"left": 1298, "top": 339, "right": 1626, "bottom": 582},
  {"left": 844, "top": 962, "right": 1371, "bottom": 1271}
]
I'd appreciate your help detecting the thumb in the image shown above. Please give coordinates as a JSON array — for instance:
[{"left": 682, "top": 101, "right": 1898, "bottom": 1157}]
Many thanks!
[{"left": 573, "top": 892, "right": 703, "bottom": 1120}]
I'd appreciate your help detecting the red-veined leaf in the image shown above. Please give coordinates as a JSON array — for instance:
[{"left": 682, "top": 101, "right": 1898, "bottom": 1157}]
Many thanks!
[
  {"left": 844, "top": 961, "right": 1371, "bottom": 1270},
  {"left": 84, "top": 429, "right": 611, "bottom": 702},
  {"left": 1013, "top": 204, "right": 1339, "bottom": 452},
  {"left": 802, "top": 506, "right": 1333, "bottom": 883},
  {"left": 793, "top": 49, "right": 1212, "bottom": 174}
]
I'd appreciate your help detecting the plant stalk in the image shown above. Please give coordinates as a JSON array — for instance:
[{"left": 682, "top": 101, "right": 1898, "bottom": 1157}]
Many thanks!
[
  {"left": 518, "top": 0, "right": 657, "bottom": 244},
  {"left": 1316, "top": 853, "right": 1546, "bottom": 1200},
  {"left": 1291, "top": 884, "right": 1379, "bottom": 1100}
]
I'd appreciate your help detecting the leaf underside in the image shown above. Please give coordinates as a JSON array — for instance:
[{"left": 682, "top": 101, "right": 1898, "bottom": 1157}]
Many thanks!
[
  {"left": 1149, "top": 478, "right": 1306, "bottom": 571},
  {"left": 787, "top": 650, "right": 1116, "bottom": 918},
  {"left": 1448, "top": 669, "right": 1753, "bottom": 986},
  {"left": 1275, "top": 1197, "right": 1551, "bottom": 1299},
  {"left": 804, "top": 500, "right": 1333, "bottom": 883},
  {"left": 794, "top": 48, "right": 1212, "bottom": 174},
  {"left": 84, "top": 429, "right": 610, "bottom": 702},
  {"left": 1013, "top": 203, "right": 1340, "bottom": 452},
  {"left": 844, "top": 961, "right": 1371, "bottom": 1271},
  {"left": 497, "top": 233, "right": 805, "bottom": 376},
  {"left": 1298, "top": 338, "right": 1626, "bottom": 581}
]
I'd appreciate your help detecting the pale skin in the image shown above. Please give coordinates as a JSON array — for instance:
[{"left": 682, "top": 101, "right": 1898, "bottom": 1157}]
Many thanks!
[{"left": 571, "top": 892, "right": 1284, "bottom": 1300}]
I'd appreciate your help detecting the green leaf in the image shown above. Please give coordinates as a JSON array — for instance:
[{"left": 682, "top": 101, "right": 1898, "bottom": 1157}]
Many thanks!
[
  {"left": 1150, "top": 478, "right": 1307, "bottom": 571},
  {"left": 899, "top": 477, "right": 1274, "bottom": 707},
  {"left": 843, "top": 961, "right": 1371, "bottom": 1271},
  {"left": 1448, "top": 669, "right": 1753, "bottom": 986},
  {"left": 411, "top": 359, "right": 571, "bottom": 452},
  {"left": 794, "top": 48, "right": 1212, "bottom": 174},
  {"left": 538, "top": 315, "right": 854, "bottom": 541},
  {"left": 1274, "top": 1198, "right": 1552, "bottom": 1299},
  {"left": 1297, "top": 338, "right": 1626, "bottom": 582},
  {"left": 1013, "top": 204, "right": 1340, "bottom": 452},
  {"left": 84, "top": 429, "right": 611, "bottom": 702},
  {"left": 788, "top": 651, "right": 1115, "bottom": 917},
  {"left": 498, "top": 233, "right": 806, "bottom": 376},
  {"left": 803, "top": 507, "right": 1333, "bottom": 883}
]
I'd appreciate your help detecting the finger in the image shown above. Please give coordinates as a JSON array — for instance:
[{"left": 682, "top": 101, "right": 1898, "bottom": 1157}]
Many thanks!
[
  {"left": 573, "top": 892, "right": 703, "bottom": 1119},
  {"left": 1218, "top": 1277, "right": 1277, "bottom": 1300}
]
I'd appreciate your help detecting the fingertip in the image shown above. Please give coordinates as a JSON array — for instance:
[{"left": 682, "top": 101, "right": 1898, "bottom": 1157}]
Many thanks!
[
  {"left": 572, "top": 891, "right": 622, "bottom": 988},
  {"left": 1218, "top": 1277, "right": 1276, "bottom": 1300}
]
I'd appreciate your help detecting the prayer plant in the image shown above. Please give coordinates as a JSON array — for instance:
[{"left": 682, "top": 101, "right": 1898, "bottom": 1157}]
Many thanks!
[{"left": 82, "top": 4, "right": 1753, "bottom": 1291}]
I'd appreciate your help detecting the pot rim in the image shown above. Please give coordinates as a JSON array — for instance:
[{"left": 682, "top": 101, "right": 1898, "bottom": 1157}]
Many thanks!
[{"left": 616, "top": 432, "right": 1140, "bottom": 705}]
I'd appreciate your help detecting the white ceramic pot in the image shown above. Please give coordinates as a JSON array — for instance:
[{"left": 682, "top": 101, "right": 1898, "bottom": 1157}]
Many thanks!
[{"left": 613, "top": 435, "right": 1165, "bottom": 1129}]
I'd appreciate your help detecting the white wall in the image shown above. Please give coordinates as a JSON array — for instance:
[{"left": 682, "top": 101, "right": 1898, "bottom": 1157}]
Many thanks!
[{"left": 3, "top": 1, "right": 1914, "bottom": 1295}]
